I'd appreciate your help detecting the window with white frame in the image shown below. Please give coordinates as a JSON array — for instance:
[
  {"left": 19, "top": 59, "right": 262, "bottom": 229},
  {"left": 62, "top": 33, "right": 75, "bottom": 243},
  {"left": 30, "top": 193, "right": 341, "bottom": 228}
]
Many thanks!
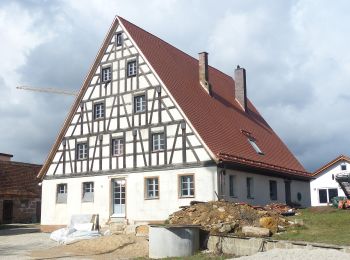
[
  {"left": 112, "top": 138, "right": 124, "bottom": 156},
  {"left": 82, "top": 182, "right": 94, "bottom": 202},
  {"left": 94, "top": 103, "right": 105, "bottom": 119},
  {"left": 180, "top": 175, "right": 194, "bottom": 197},
  {"left": 246, "top": 177, "right": 254, "bottom": 199},
  {"left": 229, "top": 175, "right": 236, "bottom": 197},
  {"left": 248, "top": 139, "right": 264, "bottom": 155},
  {"left": 319, "top": 188, "right": 338, "bottom": 204},
  {"left": 152, "top": 133, "right": 165, "bottom": 151},
  {"left": 134, "top": 95, "right": 146, "bottom": 113},
  {"left": 145, "top": 177, "right": 159, "bottom": 199},
  {"left": 269, "top": 180, "right": 277, "bottom": 200},
  {"left": 127, "top": 60, "right": 137, "bottom": 77},
  {"left": 77, "top": 143, "right": 88, "bottom": 160},
  {"left": 102, "top": 67, "right": 111, "bottom": 82},
  {"left": 116, "top": 32, "right": 123, "bottom": 46},
  {"left": 57, "top": 183, "right": 67, "bottom": 203}
]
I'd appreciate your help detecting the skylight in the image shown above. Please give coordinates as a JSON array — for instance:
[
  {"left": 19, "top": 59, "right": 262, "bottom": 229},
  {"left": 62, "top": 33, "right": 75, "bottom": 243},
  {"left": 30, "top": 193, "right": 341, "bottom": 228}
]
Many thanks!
[{"left": 248, "top": 139, "right": 264, "bottom": 155}]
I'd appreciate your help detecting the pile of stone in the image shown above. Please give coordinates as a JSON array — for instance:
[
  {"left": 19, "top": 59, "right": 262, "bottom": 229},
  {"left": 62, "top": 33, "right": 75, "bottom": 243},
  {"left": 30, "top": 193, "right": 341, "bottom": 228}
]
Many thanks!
[{"left": 168, "top": 201, "right": 294, "bottom": 237}]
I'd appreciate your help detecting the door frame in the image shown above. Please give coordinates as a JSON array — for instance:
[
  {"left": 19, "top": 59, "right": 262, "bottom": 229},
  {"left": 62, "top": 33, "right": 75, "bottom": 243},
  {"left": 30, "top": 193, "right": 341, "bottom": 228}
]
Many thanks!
[{"left": 111, "top": 178, "right": 127, "bottom": 218}]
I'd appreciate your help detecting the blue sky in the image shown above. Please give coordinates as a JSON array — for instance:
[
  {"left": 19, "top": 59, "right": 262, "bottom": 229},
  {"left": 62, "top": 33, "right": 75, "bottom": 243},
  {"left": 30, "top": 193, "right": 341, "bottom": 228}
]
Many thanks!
[{"left": 1, "top": 0, "right": 350, "bottom": 171}]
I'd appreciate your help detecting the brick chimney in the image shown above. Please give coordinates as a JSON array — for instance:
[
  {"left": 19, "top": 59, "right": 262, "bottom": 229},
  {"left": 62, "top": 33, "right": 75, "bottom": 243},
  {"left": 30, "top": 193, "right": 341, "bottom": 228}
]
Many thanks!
[
  {"left": 234, "top": 65, "right": 247, "bottom": 111},
  {"left": 0, "top": 153, "right": 13, "bottom": 161},
  {"left": 199, "top": 52, "right": 212, "bottom": 95}
]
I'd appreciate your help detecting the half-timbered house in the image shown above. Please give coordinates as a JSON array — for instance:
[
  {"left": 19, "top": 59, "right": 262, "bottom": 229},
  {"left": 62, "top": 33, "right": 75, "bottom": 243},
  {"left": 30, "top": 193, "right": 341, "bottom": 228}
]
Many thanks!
[{"left": 38, "top": 16, "right": 311, "bottom": 230}]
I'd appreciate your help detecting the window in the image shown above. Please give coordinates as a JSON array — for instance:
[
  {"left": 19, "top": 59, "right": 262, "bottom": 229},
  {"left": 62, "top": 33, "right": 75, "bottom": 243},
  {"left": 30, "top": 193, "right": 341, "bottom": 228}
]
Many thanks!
[
  {"left": 248, "top": 139, "right": 264, "bottom": 155},
  {"left": 229, "top": 175, "right": 236, "bottom": 197},
  {"left": 247, "top": 177, "right": 254, "bottom": 199},
  {"left": 328, "top": 188, "right": 338, "bottom": 202},
  {"left": 318, "top": 189, "right": 328, "bottom": 204},
  {"left": 318, "top": 188, "right": 338, "bottom": 204},
  {"left": 134, "top": 95, "right": 146, "bottom": 113},
  {"left": 145, "top": 177, "right": 159, "bottom": 199},
  {"left": 82, "top": 182, "right": 94, "bottom": 202},
  {"left": 102, "top": 67, "right": 111, "bottom": 82},
  {"left": 269, "top": 180, "right": 277, "bottom": 201},
  {"left": 152, "top": 133, "right": 165, "bottom": 151},
  {"left": 77, "top": 143, "right": 88, "bottom": 160},
  {"left": 57, "top": 184, "right": 67, "bottom": 203},
  {"left": 116, "top": 32, "right": 123, "bottom": 46},
  {"left": 179, "top": 175, "right": 194, "bottom": 197},
  {"left": 341, "top": 164, "right": 347, "bottom": 171},
  {"left": 112, "top": 138, "right": 124, "bottom": 156},
  {"left": 94, "top": 103, "right": 105, "bottom": 119},
  {"left": 127, "top": 60, "right": 137, "bottom": 77}
]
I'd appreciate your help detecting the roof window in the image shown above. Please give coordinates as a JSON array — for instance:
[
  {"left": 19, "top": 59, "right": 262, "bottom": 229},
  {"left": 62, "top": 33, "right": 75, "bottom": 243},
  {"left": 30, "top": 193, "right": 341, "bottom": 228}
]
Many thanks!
[{"left": 248, "top": 138, "right": 264, "bottom": 155}]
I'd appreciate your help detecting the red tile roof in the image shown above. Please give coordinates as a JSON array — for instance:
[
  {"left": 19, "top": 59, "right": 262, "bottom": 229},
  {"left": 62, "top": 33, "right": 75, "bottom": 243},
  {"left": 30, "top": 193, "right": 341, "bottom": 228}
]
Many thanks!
[
  {"left": 312, "top": 155, "right": 350, "bottom": 176},
  {"left": 0, "top": 161, "right": 42, "bottom": 197},
  {"left": 119, "top": 16, "right": 309, "bottom": 177}
]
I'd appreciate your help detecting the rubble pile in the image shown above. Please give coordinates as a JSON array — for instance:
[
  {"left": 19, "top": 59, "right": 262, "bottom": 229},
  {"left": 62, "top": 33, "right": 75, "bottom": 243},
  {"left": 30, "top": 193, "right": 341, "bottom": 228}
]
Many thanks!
[{"left": 168, "top": 201, "right": 294, "bottom": 237}]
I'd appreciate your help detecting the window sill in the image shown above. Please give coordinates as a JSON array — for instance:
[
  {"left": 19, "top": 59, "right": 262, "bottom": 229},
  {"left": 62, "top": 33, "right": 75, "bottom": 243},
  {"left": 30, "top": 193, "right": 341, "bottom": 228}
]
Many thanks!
[
  {"left": 144, "top": 197, "right": 159, "bottom": 200},
  {"left": 179, "top": 196, "right": 195, "bottom": 199},
  {"left": 82, "top": 200, "right": 94, "bottom": 203},
  {"left": 247, "top": 197, "right": 254, "bottom": 200},
  {"left": 56, "top": 202, "right": 67, "bottom": 204},
  {"left": 127, "top": 74, "right": 137, "bottom": 78},
  {"left": 93, "top": 117, "right": 105, "bottom": 121}
]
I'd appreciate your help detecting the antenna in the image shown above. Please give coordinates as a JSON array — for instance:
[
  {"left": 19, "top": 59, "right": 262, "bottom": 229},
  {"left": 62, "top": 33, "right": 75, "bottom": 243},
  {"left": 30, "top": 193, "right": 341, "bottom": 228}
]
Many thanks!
[{"left": 16, "top": 86, "right": 77, "bottom": 96}]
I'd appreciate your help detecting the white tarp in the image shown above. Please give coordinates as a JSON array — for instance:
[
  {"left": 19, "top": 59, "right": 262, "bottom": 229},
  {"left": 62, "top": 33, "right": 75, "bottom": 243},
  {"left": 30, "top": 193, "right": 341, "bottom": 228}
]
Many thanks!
[{"left": 50, "top": 214, "right": 101, "bottom": 244}]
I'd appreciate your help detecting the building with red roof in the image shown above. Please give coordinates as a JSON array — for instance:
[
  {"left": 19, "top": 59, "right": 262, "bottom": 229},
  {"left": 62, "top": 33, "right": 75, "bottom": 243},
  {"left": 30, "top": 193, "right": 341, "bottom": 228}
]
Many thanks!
[{"left": 39, "top": 16, "right": 311, "bottom": 229}]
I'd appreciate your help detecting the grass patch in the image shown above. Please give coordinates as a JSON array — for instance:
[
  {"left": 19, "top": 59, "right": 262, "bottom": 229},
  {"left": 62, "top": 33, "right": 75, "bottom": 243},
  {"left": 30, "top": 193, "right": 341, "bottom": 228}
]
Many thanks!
[{"left": 274, "top": 207, "right": 350, "bottom": 245}]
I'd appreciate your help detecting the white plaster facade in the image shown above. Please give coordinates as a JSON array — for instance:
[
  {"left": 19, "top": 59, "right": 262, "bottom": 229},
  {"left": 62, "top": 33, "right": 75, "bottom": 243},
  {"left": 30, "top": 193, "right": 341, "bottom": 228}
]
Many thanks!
[
  {"left": 310, "top": 160, "right": 349, "bottom": 206},
  {"left": 41, "top": 166, "right": 217, "bottom": 225}
]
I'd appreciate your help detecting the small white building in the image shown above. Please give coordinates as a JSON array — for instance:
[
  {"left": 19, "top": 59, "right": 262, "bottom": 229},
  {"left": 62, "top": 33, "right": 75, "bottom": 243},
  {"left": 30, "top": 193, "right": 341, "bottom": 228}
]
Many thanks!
[
  {"left": 310, "top": 155, "right": 349, "bottom": 206},
  {"left": 38, "top": 16, "right": 311, "bottom": 231}
]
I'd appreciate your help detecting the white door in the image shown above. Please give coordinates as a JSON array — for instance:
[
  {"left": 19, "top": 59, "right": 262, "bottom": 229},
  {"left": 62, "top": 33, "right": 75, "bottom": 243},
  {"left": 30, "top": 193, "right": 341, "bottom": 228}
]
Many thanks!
[{"left": 112, "top": 179, "right": 126, "bottom": 218}]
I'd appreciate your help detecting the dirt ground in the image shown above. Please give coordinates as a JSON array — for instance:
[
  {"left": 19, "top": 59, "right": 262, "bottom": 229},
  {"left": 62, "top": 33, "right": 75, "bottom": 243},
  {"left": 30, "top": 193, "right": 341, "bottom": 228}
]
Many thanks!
[
  {"left": 30, "top": 233, "right": 148, "bottom": 259},
  {"left": 0, "top": 225, "right": 148, "bottom": 260}
]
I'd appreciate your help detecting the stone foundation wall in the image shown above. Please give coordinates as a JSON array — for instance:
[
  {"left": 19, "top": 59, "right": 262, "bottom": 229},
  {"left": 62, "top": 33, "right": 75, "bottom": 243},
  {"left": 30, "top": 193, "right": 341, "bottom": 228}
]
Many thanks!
[{"left": 208, "top": 235, "right": 350, "bottom": 256}]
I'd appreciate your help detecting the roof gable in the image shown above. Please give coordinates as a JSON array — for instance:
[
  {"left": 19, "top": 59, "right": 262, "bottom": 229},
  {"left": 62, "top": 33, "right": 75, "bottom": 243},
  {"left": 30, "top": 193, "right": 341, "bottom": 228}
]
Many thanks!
[
  {"left": 38, "top": 16, "right": 308, "bottom": 179},
  {"left": 312, "top": 155, "right": 350, "bottom": 176},
  {"left": 118, "top": 16, "right": 307, "bottom": 176}
]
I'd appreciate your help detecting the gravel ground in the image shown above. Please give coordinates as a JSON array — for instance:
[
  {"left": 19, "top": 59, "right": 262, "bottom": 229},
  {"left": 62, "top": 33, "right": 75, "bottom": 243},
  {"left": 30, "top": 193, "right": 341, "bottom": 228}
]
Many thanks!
[
  {"left": 235, "top": 248, "right": 350, "bottom": 260},
  {"left": 0, "top": 226, "right": 57, "bottom": 260}
]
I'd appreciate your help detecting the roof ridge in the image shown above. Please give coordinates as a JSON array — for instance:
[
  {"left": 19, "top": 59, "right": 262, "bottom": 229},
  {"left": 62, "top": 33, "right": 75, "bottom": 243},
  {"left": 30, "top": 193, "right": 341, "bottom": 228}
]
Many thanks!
[
  {"left": 117, "top": 16, "right": 234, "bottom": 81},
  {"left": 0, "top": 161, "right": 42, "bottom": 167}
]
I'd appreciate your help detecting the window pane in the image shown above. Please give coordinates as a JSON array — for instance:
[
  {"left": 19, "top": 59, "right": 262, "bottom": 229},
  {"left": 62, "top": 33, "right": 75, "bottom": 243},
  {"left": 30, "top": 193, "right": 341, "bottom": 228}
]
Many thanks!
[
  {"left": 229, "top": 175, "right": 235, "bottom": 197},
  {"left": 319, "top": 189, "right": 328, "bottom": 203},
  {"left": 328, "top": 189, "right": 338, "bottom": 203},
  {"left": 269, "top": 180, "right": 277, "bottom": 200}
]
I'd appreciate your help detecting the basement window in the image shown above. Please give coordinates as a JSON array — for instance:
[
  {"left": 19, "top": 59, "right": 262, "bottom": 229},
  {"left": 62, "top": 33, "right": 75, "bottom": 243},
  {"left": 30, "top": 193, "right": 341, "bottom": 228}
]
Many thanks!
[
  {"left": 248, "top": 139, "right": 264, "bottom": 155},
  {"left": 102, "top": 67, "right": 111, "bottom": 82},
  {"left": 145, "top": 177, "right": 159, "bottom": 199},
  {"left": 57, "top": 184, "right": 67, "bottom": 203},
  {"left": 82, "top": 182, "right": 94, "bottom": 202}
]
